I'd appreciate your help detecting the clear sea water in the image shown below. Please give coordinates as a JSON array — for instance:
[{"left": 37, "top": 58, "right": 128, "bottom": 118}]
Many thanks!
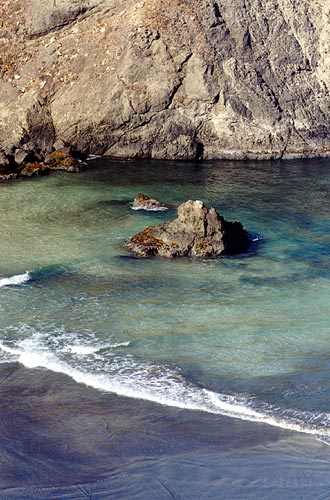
[{"left": 1, "top": 157, "right": 330, "bottom": 498}]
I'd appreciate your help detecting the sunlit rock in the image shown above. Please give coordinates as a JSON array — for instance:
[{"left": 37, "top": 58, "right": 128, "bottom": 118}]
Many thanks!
[{"left": 127, "top": 200, "right": 249, "bottom": 258}]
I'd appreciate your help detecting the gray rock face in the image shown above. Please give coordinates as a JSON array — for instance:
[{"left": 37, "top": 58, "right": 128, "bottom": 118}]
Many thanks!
[
  {"left": 26, "top": 0, "right": 98, "bottom": 38},
  {"left": 1, "top": 0, "right": 330, "bottom": 160},
  {"left": 127, "top": 200, "right": 249, "bottom": 258}
]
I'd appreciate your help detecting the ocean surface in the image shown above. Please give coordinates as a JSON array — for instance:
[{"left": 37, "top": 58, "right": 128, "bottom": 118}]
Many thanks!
[{"left": 1, "top": 157, "right": 330, "bottom": 499}]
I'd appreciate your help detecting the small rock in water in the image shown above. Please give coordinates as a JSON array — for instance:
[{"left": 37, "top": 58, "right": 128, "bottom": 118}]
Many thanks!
[
  {"left": 132, "top": 193, "right": 169, "bottom": 211},
  {"left": 127, "top": 200, "right": 249, "bottom": 258}
]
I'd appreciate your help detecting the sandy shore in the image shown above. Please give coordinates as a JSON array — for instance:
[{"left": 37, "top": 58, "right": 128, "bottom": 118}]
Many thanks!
[{"left": 0, "top": 363, "right": 330, "bottom": 499}]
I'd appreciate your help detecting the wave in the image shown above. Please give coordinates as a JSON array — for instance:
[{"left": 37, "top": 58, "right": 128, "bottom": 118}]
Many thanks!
[
  {"left": 0, "top": 329, "right": 330, "bottom": 439},
  {"left": 0, "top": 272, "right": 30, "bottom": 288},
  {"left": 131, "top": 206, "right": 169, "bottom": 212},
  {"left": 65, "top": 341, "right": 130, "bottom": 356}
]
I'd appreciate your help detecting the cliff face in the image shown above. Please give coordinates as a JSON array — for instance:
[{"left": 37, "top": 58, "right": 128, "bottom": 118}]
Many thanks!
[{"left": 1, "top": 0, "right": 330, "bottom": 160}]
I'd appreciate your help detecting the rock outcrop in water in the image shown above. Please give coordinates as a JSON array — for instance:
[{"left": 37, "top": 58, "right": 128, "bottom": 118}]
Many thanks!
[
  {"left": 1, "top": 0, "right": 330, "bottom": 167},
  {"left": 127, "top": 200, "right": 249, "bottom": 257},
  {"left": 132, "top": 194, "right": 168, "bottom": 211},
  {"left": 0, "top": 148, "right": 84, "bottom": 181}
]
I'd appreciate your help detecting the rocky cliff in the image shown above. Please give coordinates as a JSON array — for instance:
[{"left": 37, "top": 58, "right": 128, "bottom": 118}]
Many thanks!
[{"left": 1, "top": 0, "right": 330, "bottom": 162}]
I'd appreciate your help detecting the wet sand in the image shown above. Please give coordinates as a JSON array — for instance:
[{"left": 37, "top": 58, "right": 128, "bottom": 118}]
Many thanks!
[{"left": 1, "top": 363, "right": 330, "bottom": 499}]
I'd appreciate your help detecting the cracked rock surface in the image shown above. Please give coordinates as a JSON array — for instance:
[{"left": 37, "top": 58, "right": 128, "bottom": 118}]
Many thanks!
[
  {"left": 127, "top": 200, "right": 249, "bottom": 257},
  {"left": 1, "top": 0, "right": 330, "bottom": 160}
]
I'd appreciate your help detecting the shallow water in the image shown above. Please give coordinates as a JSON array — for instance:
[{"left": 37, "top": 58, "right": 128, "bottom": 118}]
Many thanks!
[{"left": 1, "top": 158, "right": 330, "bottom": 497}]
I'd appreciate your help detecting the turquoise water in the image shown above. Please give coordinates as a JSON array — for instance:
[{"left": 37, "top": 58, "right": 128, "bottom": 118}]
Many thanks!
[{"left": 1, "top": 158, "right": 330, "bottom": 466}]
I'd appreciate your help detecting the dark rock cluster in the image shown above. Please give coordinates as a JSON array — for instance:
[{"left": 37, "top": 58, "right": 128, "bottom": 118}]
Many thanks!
[{"left": 0, "top": 146, "right": 85, "bottom": 182}]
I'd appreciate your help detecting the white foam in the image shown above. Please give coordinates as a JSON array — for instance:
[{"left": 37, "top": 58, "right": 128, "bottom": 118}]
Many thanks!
[
  {"left": 109, "top": 341, "right": 130, "bottom": 348},
  {"left": 0, "top": 272, "right": 30, "bottom": 288},
  {"left": 1, "top": 331, "right": 329, "bottom": 438},
  {"left": 67, "top": 345, "right": 100, "bottom": 355},
  {"left": 0, "top": 343, "right": 19, "bottom": 356},
  {"left": 86, "top": 154, "right": 101, "bottom": 160},
  {"left": 131, "top": 206, "right": 169, "bottom": 211},
  {"left": 64, "top": 340, "right": 130, "bottom": 355}
]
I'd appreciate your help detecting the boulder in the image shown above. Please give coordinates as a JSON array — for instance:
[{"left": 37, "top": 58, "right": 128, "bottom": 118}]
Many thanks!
[
  {"left": 14, "top": 148, "right": 32, "bottom": 166},
  {"left": 127, "top": 200, "right": 249, "bottom": 258},
  {"left": 132, "top": 193, "right": 169, "bottom": 211},
  {"left": 14, "top": 148, "right": 41, "bottom": 166}
]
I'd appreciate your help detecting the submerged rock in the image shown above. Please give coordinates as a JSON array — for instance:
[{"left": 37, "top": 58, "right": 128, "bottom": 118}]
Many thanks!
[
  {"left": 132, "top": 194, "right": 169, "bottom": 211},
  {"left": 127, "top": 200, "right": 249, "bottom": 258}
]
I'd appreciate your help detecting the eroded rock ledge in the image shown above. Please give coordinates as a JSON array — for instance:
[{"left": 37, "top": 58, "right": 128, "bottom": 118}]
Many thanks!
[{"left": 127, "top": 200, "right": 249, "bottom": 258}]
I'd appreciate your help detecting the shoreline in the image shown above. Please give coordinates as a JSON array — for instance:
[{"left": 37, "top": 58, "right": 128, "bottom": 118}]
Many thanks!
[
  {"left": 2, "top": 147, "right": 330, "bottom": 184},
  {"left": 0, "top": 362, "right": 329, "bottom": 499}
]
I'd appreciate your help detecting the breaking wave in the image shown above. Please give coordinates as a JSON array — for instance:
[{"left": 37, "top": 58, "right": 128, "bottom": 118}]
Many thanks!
[
  {"left": 0, "top": 272, "right": 31, "bottom": 288},
  {"left": 0, "top": 325, "right": 330, "bottom": 439},
  {"left": 131, "top": 206, "right": 169, "bottom": 212}
]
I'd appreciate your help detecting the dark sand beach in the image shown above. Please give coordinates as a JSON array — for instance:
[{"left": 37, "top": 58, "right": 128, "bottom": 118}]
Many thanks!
[{"left": 1, "top": 364, "right": 330, "bottom": 500}]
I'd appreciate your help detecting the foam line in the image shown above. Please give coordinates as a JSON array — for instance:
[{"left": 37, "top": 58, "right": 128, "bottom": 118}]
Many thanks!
[
  {"left": 131, "top": 206, "right": 169, "bottom": 211},
  {"left": 0, "top": 336, "right": 330, "bottom": 439}
]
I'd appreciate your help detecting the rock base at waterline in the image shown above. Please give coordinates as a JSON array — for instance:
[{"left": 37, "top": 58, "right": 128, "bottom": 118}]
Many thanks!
[
  {"left": 127, "top": 200, "right": 249, "bottom": 258},
  {"left": 0, "top": 148, "right": 85, "bottom": 181}
]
